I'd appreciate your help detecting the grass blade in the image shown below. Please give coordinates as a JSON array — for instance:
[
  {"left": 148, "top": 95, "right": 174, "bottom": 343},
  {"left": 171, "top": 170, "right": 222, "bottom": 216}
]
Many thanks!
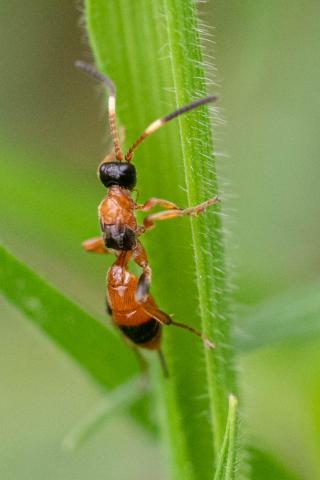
[
  {"left": 163, "top": 0, "right": 236, "bottom": 450},
  {"left": 213, "top": 394, "right": 238, "bottom": 480},
  {"left": 84, "top": 1, "right": 237, "bottom": 479},
  {"left": 62, "top": 375, "right": 146, "bottom": 450},
  {"left": 0, "top": 245, "right": 135, "bottom": 388},
  {"left": 236, "top": 282, "right": 320, "bottom": 352},
  {"left": 248, "top": 446, "right": 300, "bottom": 480}
]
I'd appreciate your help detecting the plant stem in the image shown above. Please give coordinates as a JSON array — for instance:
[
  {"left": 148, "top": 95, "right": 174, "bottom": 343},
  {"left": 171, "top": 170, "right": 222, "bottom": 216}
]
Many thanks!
[
  {"left": 163, "top": 0, "right": 236, "bottom": 452},
  {"left": 84, "top": 1, "right": 237, "bottom": 478}
]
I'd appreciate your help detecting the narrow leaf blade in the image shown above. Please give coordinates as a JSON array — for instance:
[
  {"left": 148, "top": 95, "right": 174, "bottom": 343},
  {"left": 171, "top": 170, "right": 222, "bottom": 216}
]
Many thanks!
[
  {"left": 0, "top": 245, "right": 136, "bottom": 388},
  {"left": 213, "top": 394, "right": 238, "bottom": 480},
  {"left": 63, "top": 375, "right": 146, "bottom": 450},
  {"left": 236, "top": 282, "right": 320, "bottom": 352}
]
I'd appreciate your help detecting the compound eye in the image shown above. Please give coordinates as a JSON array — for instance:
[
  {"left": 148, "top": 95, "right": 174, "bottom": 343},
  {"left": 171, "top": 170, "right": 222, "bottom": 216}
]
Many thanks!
[{"left": 99, "top": 161, "right": 136, "bottom": 189}]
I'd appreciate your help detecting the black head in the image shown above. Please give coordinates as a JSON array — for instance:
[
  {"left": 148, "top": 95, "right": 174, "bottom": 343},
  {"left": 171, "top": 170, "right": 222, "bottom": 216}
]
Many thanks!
[{"left": 99, "top": 161, "right": 136, "bottom": 190}]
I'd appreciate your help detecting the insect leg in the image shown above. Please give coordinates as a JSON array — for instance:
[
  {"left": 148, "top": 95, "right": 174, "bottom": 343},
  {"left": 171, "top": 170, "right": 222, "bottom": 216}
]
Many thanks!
[
  {"left": 82, "top": 237, "right": 112, "bottom": 254},
  {"left": 131, "top": 345, "right": 149, "bottom": 375},
  {"left": 142, "top": 196, "right": 219, "bottom": 231},
  {"left": 135, "top": 197, "right": 178, "bottom": 212},
  {"left": 143, "top": 304, "right": 215, "bottom": 349},
  {"left": 132, "top": 241, "right": 152, "bottom": 303},
  {"left": 158, "top": 350, "right": 169, "bottom": 378},
  {"left": 120, "top": 331, "right": 149, "bottom": 371}
]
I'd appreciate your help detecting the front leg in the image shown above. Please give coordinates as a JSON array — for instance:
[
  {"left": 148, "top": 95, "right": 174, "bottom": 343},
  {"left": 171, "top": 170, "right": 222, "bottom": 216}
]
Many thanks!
[
  {"left": 135, "top": 197, "right": 178, "bottom": 212},
  {"left": 142, "top": 196, "right": 219, "bottom": 231},
  {"left": 134, "top": 197, "right": 179, "bottom": 238},
  {"left": 82, "top": 236, "right": 111, "bottom": 254}
]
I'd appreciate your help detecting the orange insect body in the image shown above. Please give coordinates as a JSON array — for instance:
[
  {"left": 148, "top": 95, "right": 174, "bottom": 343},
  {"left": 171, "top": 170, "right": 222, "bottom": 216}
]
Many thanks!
[
  {"left": 98, "top": 185, "right": 139, "bottom": 251},
  {"left": 99, "top": 186, "right": 136, "bottom": 231},
  {"left": 107, "top": 251, "right": 165, "bottom": 350},
  {"left": 76, "top": 61, "right": 218, "bottom": 374}
]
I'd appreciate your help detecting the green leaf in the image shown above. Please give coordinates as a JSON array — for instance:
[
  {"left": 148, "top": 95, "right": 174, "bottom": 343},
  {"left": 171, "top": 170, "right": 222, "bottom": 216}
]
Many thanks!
[
  {"left": 84, "top": 1, "right": 237, "bottom": 479},
  {"left": 0, "top": 140, "right": 105, "bottom": 315},
  {"left": 62, "top": 375, "right": 146, "bottom": 450},
  {"left": 0, "top": 245, "right": 135, "bottom": 388},
  {"left": 0, "top": 244, "right": 158, "bottom": 431},
  {"left": 213, "top": 394, "right": 238, "bottom": 480},
  {"left": 236, "top": 282, "right": 320, "bottom": 352},
  {"left": 248, "top": 446, "right": 299, "bottom": 480}
]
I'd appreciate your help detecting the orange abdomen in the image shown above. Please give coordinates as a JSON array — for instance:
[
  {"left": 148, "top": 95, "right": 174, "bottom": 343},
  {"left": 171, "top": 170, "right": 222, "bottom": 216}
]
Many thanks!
[{"left": 107, "top": 267, "right": 161, "bottom": 349}]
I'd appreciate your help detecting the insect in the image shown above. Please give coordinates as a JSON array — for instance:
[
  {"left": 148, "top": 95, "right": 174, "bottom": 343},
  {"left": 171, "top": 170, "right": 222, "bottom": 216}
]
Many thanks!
[
  {"left": 106, "top": 248, "right": 215, "bottom": 376},
  {"left": 76, "top": 61, "right": 218, "bottom": 374}
]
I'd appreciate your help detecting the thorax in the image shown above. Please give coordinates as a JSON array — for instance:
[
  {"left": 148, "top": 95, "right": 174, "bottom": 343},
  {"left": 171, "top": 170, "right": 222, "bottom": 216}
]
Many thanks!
[{"left": 98, "top": 186, "right": 136, "bottom": 229}]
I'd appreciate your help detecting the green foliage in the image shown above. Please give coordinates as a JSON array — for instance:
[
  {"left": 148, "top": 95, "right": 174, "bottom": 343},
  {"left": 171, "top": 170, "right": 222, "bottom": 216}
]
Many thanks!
[
  {"left": 85, "top": 1, "right": 237, "bottom": 479},
  {"left": 236, "top": 282, "right": 320, "bottom": 352},
  {"left": 0, "top": 245, "right": 135, "bottom": 388},
  {"left": 2, "top": 1, "right": 320, "bottom": 479},
  {"left": 213, "top": 394, "right": 238, "bottom": 480},
  {"left": 63, "top": 376, "right": 145, "bottom": 450},
  {"left": 0, "top": 244, "right": 155, "bottom": 431},
  {"left": 248, "top": 447, "right": 299, "bottom": 480}
]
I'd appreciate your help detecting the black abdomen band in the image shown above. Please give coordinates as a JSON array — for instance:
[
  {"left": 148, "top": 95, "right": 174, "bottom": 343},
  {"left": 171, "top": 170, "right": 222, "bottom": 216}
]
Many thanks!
[{"left": 119, "top": 318, "right": 160, "bottom": 345}]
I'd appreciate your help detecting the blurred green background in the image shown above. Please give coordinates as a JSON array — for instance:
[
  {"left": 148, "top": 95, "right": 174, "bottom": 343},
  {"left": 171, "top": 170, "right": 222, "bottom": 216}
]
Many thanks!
[{"left": 1, "top": 1, "right": 320, "bottom": 479}]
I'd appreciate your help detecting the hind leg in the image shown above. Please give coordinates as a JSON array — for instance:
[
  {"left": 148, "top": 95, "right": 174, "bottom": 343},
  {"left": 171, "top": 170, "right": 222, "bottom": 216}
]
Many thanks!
[
  {"left": 132, "top": 241, "right": 152, "bottom": 304},
  {"left": 119, "top": 332, "right": 149, "bottom": 381},
  {"left": 143, "top": 303, "right": 215, "bottom": 350},
  {"left": 157, "top": 350, "right": 169, "bottom": 378}
]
